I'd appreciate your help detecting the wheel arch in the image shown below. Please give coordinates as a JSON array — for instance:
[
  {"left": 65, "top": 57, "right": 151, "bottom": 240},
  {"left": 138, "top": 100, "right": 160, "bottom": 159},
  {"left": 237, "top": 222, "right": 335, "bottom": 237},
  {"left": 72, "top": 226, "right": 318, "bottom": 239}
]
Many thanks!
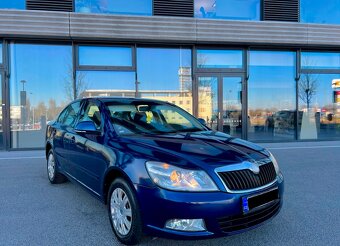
[{"left": 102, "top": 167, "right": 135, "bottom": 205}]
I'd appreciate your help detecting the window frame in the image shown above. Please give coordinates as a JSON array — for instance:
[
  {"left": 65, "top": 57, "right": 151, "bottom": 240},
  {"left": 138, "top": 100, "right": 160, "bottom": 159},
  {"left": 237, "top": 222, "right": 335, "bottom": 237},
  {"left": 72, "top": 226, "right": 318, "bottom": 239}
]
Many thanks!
[{"left": 76, "top": 44, "right": 136, "bottom": 71}]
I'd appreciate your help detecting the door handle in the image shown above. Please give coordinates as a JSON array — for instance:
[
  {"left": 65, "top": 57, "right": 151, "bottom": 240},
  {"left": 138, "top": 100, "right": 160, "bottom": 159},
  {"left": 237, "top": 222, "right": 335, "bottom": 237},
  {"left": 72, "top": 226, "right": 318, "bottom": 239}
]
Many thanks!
[{"left": 70, "top": 136, "right": 76, "bottom": 144}]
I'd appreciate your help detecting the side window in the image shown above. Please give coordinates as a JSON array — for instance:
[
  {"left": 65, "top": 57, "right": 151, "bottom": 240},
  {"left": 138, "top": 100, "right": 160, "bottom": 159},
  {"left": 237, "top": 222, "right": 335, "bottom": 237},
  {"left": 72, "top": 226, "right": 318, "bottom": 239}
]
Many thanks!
[
  {"left": 79, "top": 101, "right": 102, "bottom": 130},
  {"left": 60, "top": 101, "right": 81, "bottom": 127}
]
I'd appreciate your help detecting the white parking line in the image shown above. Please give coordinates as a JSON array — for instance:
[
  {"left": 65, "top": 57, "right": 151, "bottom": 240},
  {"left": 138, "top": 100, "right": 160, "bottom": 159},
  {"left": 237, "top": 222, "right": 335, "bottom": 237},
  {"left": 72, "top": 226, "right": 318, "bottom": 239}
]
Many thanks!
[
  {"left": 0, "top": 156, "right": 45, "bottom": 160},
  {"left": 268, "top": 145, "right": 340, "bottom": 150}
]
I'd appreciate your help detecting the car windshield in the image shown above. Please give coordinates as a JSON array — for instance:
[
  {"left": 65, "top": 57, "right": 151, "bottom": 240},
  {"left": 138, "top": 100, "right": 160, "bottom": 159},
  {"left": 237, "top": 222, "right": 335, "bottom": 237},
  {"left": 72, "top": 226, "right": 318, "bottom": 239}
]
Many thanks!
[{"left": 105, "top": 101, "right": 206, "bottom": 136}]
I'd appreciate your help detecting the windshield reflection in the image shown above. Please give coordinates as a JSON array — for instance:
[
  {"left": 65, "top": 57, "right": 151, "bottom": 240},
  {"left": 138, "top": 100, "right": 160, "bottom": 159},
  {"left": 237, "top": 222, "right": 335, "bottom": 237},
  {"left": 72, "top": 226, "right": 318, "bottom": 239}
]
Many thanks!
[{"left": 106, "top": 102, "right": 206, "bottom": 135}]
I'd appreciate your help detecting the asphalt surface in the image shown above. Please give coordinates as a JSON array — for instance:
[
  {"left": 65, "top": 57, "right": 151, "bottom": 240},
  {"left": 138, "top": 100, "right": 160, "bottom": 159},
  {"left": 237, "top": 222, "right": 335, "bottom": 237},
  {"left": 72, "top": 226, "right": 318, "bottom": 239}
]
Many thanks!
[{"left": 0, "top": 141, "right": 340, "bottom": 246}]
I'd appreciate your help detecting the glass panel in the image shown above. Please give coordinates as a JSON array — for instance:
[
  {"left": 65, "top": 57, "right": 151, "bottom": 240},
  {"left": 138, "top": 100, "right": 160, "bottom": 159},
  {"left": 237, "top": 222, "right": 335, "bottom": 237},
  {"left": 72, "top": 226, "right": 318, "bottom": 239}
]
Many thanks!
[
  {"left": 198, "top": 77, "right": 219, "bottom": 131},
  {"left": 197, "top": 50, "right": 243, "bottom": 69},
  {"left": 248, "top": 51, "right": 296, "bottom": 141},
  {"left": 9, "top": 44, "right": 72, "bottom": 148},
  {"left": 137, "top": 48, "right": 193, "bottom": 114},
  {"left": 298, "top": 74, "right": 340, "bottom": 140},
  {"left": 195, "top": 0, "right": 260, "bottom": 20},
  {"left": 75, "top": 0, "right": 152, "bottom": 16},
  {"left": 78, "top": 46, "right": 132, "bottom": 67},
  {"left": 301, "top": 0, "right": 340, "bottom": 24},
  {"left": 76, "top": 71, "right": 136, "bottom": 98},
  {"left": 222, "top": 77, "right": 242, "bottom": 138},
  {"left": 0, "top": 74, "right": 3, "bottom": 149},
  {"left": 301, "top": 52, "right": 340, "bottom": 70},
  {"left": 0, "top": 0, "right": 25, "bottom": 9}
]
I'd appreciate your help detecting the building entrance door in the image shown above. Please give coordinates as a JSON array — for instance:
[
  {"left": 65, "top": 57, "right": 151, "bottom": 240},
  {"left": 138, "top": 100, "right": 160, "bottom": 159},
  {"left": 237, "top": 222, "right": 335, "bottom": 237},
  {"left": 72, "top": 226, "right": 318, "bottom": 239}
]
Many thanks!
[{"left": 197, "top": 75, "right": 244, "bottom": 138}]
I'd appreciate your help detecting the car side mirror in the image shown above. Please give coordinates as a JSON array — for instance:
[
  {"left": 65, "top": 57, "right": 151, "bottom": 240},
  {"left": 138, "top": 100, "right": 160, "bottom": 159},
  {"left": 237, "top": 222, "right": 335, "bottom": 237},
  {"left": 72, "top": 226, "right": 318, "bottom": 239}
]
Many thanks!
[
  {"left": 75, "top": 121, "right": 100, "bottom": 135},
  {"left": 198, "top": 118, "right": 207, "bottom": 126}
]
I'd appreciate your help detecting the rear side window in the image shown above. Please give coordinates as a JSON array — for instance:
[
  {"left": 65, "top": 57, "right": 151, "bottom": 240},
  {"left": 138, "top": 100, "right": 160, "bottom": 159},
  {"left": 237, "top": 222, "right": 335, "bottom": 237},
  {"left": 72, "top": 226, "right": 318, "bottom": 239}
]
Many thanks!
[{"left": 58, "top": 101, "right": 81, "bottom": 127}]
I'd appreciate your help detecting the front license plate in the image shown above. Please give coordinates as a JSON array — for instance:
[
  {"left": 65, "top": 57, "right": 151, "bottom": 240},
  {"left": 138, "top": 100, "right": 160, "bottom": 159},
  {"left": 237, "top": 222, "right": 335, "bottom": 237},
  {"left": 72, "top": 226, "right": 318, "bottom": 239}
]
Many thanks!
[{"left": 242, "top": 188, "right": 279, "bottom": 214}]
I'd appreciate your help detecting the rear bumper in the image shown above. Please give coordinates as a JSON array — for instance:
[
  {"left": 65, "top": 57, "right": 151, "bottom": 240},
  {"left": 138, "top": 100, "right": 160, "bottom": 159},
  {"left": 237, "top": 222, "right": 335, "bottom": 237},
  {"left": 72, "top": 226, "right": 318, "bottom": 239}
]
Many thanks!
[{"left": 136, "top": 178, "right": 284, "bottom": 239}]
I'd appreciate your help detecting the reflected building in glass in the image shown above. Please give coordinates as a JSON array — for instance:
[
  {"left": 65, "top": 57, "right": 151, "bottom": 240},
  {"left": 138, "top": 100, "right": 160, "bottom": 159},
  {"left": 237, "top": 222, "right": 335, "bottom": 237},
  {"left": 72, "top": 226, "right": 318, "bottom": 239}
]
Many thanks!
[{"left": 0, "top": 0, "right": 340, "bottom": 149}]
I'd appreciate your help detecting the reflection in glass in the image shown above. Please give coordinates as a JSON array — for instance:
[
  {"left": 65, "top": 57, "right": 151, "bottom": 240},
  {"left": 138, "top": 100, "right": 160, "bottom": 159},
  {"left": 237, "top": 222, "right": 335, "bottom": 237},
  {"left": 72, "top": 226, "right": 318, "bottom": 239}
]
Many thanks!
[
  {"left": 0, "top": 0, "right": 25, "bottom": 9},
  {"left": 301, "top": 52, "right": 340, "bottom": 69},
  {"left": 299, "top": 74, "right": 340, "bottom": 140},
  {"left": 195, "top": 0, "right": 260, "bottom": 20},
  {"left": 77, "top": 71, "right": 136, "bottom": 98},
  {"left": 301, "top": 0, "right": 340, "bottom": 24},
  {"left": 198, "top": 77, "right": 218, "bottom": 131},
  {"left": 222, "top": 77, "right": 242, "bottom": 138},
  {"left": 248, "top": 51, "right": 296, "bottom": 141},
  {"left": 78, "top": 46, "right": 132, "bottom": 67},
  {"left": 137, "top": 48, "right": 193, "bottom": 114},
  {"left": 75, "top": 0, "right": 152, "bottom": 16},
  {"left": 0, "top": 74, "right": 3, "bottom": 149},
  {"left": 197, "top": 49, "right": 243, "bottom": 69},
  {"left": 9, "top": 44, "right": 72, "bottom": 148}
]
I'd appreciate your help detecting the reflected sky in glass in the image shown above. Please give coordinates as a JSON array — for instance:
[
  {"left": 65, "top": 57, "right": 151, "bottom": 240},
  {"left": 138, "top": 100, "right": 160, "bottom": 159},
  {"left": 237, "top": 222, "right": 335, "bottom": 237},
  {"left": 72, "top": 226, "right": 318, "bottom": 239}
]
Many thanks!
[
  {"left": 137, "top": 48, "right": 192, "bottom": 91},
  {"left": 0, "top": 0, "right": 25, "bottom": 9},
  {"left": 78, "top": 46, "right": 132, "bottom": 67},
  {"left": 10, "top": 44, "right": 72, "bottom": 107},
  {"left": 197, "top": 49, "right": 243, "bottom": 69},
  {"left": 249, "top": 51, "right": 296, "bottom": 110},
  {"left": 195, "top": 0, "right": 260, "bottom": 20},
  {"left": 301, "top": 0, "right": 340, "bottom": 24},
  {"left": 77, "top": 71, "right": 136, "bottom": 98},
  {"left": 301, "top": 52, "right": 340, "bottom": 69},
  {"left": 75, "top": 0, "right": 152, "bottom": 16}
]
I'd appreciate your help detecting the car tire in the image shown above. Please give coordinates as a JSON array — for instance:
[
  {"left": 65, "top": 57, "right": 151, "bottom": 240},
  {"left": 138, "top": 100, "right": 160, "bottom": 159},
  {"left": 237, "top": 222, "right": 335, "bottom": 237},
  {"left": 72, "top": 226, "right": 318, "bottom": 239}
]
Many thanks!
[
  {"left": 108, "top": 178, "right": 143, "bottom": 245},
  {"left": 47, "top": 149, "right": 67, "bottom": 184}
]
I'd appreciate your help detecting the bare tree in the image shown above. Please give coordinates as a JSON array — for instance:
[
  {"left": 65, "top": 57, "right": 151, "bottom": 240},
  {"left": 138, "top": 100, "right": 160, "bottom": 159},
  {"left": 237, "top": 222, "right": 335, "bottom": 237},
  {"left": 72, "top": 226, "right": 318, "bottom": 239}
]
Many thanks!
[
  {"left": 64, "top": 63, "right": 88, "bottom": 101},
  {"left": 299, "top": 72, "right": 318, "bottom": 110}
]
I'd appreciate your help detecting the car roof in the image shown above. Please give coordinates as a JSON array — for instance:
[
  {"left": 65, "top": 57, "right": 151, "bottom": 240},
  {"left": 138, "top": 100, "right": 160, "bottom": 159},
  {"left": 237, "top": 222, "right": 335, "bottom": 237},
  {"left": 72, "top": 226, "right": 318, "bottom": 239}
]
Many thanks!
[{"left": 83, "top": 97, "right": 169, "bottom": 105}]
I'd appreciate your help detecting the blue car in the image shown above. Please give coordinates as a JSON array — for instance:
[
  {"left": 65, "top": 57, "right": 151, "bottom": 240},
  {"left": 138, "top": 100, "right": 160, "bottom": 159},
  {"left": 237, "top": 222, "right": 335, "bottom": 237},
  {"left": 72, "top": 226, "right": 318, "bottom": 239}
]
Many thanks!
[{"left": 45, "top": 97, "right": 284, "bottom": 245}]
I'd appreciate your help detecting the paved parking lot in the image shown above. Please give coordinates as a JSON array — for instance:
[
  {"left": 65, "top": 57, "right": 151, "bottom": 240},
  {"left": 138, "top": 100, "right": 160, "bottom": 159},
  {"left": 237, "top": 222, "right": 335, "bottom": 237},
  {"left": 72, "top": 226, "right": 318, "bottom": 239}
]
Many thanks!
[{"left": 0, "top": 141, "right": 340, "bottom": 246}]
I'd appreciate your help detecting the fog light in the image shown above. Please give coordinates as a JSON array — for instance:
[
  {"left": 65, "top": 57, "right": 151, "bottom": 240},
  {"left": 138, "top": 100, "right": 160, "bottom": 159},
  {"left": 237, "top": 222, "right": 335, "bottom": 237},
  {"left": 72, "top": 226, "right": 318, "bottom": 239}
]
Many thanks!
[{"left": 165, "top": 219, "right": 206, "bottom": 232}]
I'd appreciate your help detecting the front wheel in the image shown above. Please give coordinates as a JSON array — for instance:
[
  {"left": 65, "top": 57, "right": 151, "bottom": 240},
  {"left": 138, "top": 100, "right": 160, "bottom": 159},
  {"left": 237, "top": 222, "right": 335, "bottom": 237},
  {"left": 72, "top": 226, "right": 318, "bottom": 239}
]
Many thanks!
[
  {"left": 47, "top": 150, "right": 67, "bottom": 184},
  {"left": 108, "top": 178, "right": 143, "bottom": 245}
]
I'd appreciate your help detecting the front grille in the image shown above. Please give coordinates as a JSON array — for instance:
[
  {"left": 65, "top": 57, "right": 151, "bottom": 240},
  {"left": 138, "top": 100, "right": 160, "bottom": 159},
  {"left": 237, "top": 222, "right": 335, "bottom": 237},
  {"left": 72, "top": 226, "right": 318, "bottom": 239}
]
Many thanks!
[
  {"left": 218, "top": 200, "right": 280, "bottom": 233},
  {"left": 218, "top": 162, "right": 277, "bottom": 191}
]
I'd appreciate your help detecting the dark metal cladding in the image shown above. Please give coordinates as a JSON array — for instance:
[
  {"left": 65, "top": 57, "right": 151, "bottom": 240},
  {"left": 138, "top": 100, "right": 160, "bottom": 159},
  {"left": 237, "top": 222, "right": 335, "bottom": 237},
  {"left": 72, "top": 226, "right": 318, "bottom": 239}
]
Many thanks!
[
  {"left": 26, "top": 0, "right": 74, "bottom": 12},
  {"left": 263, "top": 0, "right": 299, "bottom": 22},
  {"left": 153, "top": 0, "right": 194, "bottom": 17}
]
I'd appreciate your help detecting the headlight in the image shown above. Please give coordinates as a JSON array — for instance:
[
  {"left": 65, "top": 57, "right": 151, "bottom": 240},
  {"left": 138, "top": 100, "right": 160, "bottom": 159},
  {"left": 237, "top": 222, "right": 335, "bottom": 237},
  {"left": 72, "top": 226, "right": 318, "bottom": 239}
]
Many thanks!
[
  {"left": 145, "top": 161, "right": 218, "bottom": 192},
  {"left": 269, "top": 151, "right": 280, "bottom": 175}
]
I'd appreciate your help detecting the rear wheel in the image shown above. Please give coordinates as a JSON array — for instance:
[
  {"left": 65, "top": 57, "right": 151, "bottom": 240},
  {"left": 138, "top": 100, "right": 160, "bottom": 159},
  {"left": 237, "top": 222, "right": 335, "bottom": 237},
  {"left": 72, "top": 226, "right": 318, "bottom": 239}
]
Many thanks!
[
  {"left": 47, "top": 150, "right": 67, "bottom": 184},
  {"left": 108, "top": 178, "right": 143, "bottom": 245}
]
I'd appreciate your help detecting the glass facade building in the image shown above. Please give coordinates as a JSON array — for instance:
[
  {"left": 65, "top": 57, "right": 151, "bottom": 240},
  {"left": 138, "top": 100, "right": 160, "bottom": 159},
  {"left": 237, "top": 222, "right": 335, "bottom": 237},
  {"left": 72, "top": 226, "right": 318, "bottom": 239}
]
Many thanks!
[{"left": 0, "top": 0, "right": 340, "bottom": 149}]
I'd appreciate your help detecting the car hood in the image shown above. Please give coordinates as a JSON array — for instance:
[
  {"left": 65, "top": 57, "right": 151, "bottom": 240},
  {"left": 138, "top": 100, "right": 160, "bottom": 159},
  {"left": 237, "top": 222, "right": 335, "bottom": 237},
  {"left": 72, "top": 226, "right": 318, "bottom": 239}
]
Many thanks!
[{"left": 119, "top": 131, "right": 270, "bottom": 169}]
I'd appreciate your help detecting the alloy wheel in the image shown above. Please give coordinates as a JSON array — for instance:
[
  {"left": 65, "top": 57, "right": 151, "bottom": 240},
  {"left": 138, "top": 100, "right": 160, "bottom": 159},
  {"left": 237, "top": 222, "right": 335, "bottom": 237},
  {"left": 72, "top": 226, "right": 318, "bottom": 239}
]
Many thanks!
[
  {"left": 110, "top": 188, "right": 133, "bottom": 236},
  {"left": 47, "top": 153, "right": 55, "bottom": 180}
]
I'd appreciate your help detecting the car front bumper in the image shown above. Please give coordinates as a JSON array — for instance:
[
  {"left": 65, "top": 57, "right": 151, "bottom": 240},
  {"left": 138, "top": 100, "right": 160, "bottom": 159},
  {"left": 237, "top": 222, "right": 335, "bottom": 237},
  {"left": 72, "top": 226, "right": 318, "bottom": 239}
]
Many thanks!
[{"left": 135, "top": 178, "right": 284, "bottom": 239}]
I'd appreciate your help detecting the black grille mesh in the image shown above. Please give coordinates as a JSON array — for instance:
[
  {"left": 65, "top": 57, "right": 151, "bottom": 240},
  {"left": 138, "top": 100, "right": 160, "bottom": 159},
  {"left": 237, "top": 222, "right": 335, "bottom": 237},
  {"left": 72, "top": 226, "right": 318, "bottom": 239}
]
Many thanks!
[
  {"left": 218, "top": 162, "right": 277, "bottom": 191},
  {"left": 218, "top": 200, "right": 280, "bottom": 233}
]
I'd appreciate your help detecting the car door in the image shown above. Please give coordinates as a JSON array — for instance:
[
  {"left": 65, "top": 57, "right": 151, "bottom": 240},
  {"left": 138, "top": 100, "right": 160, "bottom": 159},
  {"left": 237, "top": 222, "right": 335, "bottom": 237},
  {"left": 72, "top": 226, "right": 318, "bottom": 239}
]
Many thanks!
[
  {"left": 69, "top": 99, "right": 109, "bottom": 194},
  {"left": 53, "top": 101, "right": 82, "bottom": 173}
]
